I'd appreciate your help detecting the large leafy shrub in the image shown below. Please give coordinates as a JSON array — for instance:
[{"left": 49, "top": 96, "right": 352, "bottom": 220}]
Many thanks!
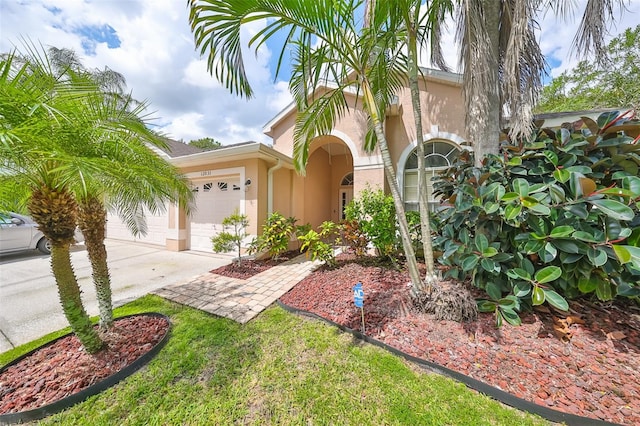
[{"left": 433, "top": 111, "right": 640, "bottom": 326}]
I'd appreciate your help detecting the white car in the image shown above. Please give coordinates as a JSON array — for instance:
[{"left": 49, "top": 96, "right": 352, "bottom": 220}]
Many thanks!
[{"left": 0, "top": 212, "right": 83, "bottom": 255}]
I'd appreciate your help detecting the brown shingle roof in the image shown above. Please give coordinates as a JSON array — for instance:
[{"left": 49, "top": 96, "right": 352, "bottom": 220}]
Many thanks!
[{"left": 157, "top": 138, "right": 206, "bottom": 158}]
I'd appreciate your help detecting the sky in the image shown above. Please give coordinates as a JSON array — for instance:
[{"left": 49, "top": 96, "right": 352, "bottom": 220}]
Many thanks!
[{"left": 1, "top": 1, "right": 639, "bottom": 146}]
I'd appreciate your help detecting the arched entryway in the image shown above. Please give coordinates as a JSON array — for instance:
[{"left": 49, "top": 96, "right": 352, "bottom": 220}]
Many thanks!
[{"left": 304, "top": 135, "right": 354, "bottom": 227}]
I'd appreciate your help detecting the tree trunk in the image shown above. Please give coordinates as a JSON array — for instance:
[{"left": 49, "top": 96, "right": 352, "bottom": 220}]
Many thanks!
[
  {"left": 407, "top": 24, "right": 437, "bottom": 295},
  {"left": 465, "top": 0, "right": 502, "bottom": 167},
  {"left": 477, "top": 0, "right": 501, "bottom": 166},
  {"left": 77, "top": 196, "right": 113, "bottom": 329},
  {"left": 362, "top": 78, "right": 422, "bottom": 288},
  {"left": 29, "top": 186, "right": 104, "bottom": 353},
  {"left": 50, "top": 244, "right": 104, "bottom": 353}
]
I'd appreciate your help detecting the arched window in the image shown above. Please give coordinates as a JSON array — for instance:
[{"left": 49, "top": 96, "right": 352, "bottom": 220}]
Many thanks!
[
  {"left": 403, "top": 140, "right": 460, "bottom": 211},
  {"left": 340, "top": 172, "right": 354, "bottom": 187}
]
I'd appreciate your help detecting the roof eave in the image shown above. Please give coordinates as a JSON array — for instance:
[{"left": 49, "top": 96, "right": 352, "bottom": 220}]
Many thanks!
[{"left": 169, "top": 142, "right": 294, "bottom": 169}]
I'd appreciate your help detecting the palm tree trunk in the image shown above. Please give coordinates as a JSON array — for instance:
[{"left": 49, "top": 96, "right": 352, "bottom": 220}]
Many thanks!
[
  {"left": 77, "top": 196, "right": 113, "bottom": 329},
  {"left": 50, "top": 244, "right": 104, "bottom": 353},
  {"left": 461, "top": 0, "right": 502, "bottom": 167},
  {"left": 28, "top": 186, "right": 104, "bottom": 353},
  {"left": 371, "top": 120, "right": 422, "bottom": 288},
  {"left": 363, "top": 79, "right": 422, "bottom": 288},
  {"left": 475, "top": 0, "right": 501, "bottom": 165},
  {"left": 407, "top": 23, "right": 437, "bottom": 295}
]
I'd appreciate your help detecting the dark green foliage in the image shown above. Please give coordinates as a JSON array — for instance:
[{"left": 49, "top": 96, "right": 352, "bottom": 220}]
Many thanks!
[
  {"left": 211, "top": 210, "right": 249, "bottom": 264},
  {"left": 433, "top": 111, "right": 640, "bottom": 326},
  {"left": 536, "top": 25, "right": 640, "bottom": 113},
  {"left": 188, "top": 137, "right": 222, "bottom": 151},
  {"left": 250, "top": 212, "right": 296, "bottom": 260},
  {"left": 344, "top": 188, "right": 398, "bottom": 259}
]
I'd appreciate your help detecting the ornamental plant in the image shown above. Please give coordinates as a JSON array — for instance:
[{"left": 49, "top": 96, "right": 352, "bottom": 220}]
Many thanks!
[
  {"left": 340, "top": 219, "right": 369, "bottom": 257},
  {"left": 249, "top": 212, "right": 297, "bottom": 260},
  {"left": 211, "top": 210, "right": 249, "bottom": 265},
  {"left": 344, "top": 187, "right": 399, "bottom": 260},
  {"left": 298, "top": 221, "right": 340, "bottom": 266},
  {"left": 432, "top": 111, "right": 640, "bottom": 326}
]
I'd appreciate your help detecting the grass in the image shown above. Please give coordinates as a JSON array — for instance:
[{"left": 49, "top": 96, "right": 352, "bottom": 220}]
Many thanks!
[{"left": 2, "top": 296, "right": 550, "bottom": 425}]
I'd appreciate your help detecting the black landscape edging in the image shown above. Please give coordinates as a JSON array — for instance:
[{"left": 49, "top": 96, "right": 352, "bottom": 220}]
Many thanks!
[
  {"left": 277, "top": 300, "right": 621, "bottom": 426},
  {"left": 0, "top": 312, "right": 171, "bottom": 425}
]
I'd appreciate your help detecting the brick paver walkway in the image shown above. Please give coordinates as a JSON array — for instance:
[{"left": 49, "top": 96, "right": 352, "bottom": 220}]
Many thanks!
[{"left": 152, "top": 254, "right": 321, "bottom": 324}]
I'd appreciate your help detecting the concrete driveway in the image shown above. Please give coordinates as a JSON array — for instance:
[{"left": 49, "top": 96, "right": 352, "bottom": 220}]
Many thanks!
[{"left": 0, "top": 239, "right": 232, "bottom": 353}]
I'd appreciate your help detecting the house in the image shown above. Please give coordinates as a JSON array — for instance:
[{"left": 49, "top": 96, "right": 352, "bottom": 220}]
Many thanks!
[{"left": 107, "top": 68, "right": 471, "bottom": 251}]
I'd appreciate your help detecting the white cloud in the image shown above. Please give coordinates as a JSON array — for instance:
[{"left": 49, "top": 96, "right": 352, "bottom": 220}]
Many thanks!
[
  {"left": 418, "top": 1, "right": 640, "bottom": 78},
  {"left": 267, "top": 80, "right": 294, "bottom": 112},
  {"left": 1, "top": 0, "right": 638, "bottom": 147},
  {"left": 182, "top": 60, "right": 221, "bottom": 89},
  {"left": 0, "top": 0, "right": 287, "bottom": 146},
  {"left": 160, "top": 112, "right": 208, "bottom": 142}
]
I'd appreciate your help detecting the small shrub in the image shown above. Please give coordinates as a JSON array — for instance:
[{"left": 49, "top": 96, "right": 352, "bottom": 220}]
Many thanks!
[
  {"left": 432, "top": 111, "right": 640, "bottom": 326},
  {"left": 250, "top": 212, "right": 296, "bottom": 260},
  {"left": 211, "top": 210, "right": 249, "bottom": 265},
  {"left": 298, "top": 221, "right": 339, "bottom": 266},
  {"left": 340, "top": 219, "right": 369, "bottom": 257},
  {"left": 295, "top": 222, "right": 313, "bottom": 250},
  {"left": 344, "top": 187, "right": 398, "bottom": 259}
]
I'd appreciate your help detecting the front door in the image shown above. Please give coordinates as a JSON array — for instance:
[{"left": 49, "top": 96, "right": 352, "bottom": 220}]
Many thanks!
[{"left": 339, "top": 188, "right": 354, "bottom": 221}]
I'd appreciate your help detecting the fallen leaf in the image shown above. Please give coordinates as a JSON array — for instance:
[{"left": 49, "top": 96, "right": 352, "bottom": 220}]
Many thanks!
[
  {"left": 566, "top": 315, "right": 585, "bottom": 325},
  {"left": 607, "top": 331, "right": 626, "bottom": 341}
]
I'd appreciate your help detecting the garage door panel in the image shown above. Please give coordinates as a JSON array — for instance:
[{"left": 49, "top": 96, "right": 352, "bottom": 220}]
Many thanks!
[
  {"left": 106, "top": 207, "right": 168, "bottom": 246},
  {"left": 190, "top": 177, "right": 242, "bottom": 252}
]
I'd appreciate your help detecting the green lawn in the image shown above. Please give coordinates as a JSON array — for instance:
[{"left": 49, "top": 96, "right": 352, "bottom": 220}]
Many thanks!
[{"left": 1, "top": 296, "right": 550, "bottom": 425}]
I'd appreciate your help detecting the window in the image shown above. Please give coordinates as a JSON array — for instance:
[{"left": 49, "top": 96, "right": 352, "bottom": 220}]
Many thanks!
[
  {"left": 341, "top": 172, "right": 354, "bottom": 187},
  {"left": 217, "top": 182, "right": 228, "bottom": 191},
  {"left": 203, "top": 182, "right": 213, "bottom": 192},
  {"left": 403, "top": 140, "right": 460, "bottom": 211}
]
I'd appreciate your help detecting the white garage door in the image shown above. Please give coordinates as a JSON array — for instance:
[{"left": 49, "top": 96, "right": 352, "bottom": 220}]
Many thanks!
[
  {"left": 190, "top": 177, "right": 243, "bottom": 252},
  {"left": 106, "top": 206, "right": 168, "bottom": 246}
]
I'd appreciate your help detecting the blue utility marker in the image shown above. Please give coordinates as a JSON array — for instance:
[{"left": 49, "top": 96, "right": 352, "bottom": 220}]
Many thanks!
[{"left": 353, "top": 282, "right": 364, "bottom": 308}]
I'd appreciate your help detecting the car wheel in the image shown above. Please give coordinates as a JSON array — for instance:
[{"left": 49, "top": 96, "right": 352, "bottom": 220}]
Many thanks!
[{"left": 37, "top": 237, "right": 52, "bottom": 254}]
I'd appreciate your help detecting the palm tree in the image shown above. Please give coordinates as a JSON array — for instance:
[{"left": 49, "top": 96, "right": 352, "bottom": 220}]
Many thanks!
[
  {"left": 448, "top": 0, "right": 628, "bottom": 166},
  {"left": 0, "top": 50, "right": 105, "bottom": 352},
  {"left": 1, "top": 43, "right": 194, "bottom": 351},
  {"left": 383, "top": 0, "right": 455, "bottom": 294},
  {"left": 32, "top": 47, "right": 194, "bottom": 330},
  {"left": 188, "top": 0, "right": 424, "bottom": 288}
]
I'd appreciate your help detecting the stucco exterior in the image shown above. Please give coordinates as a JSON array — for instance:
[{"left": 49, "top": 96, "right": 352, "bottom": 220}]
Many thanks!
[
  {"left": 109, "top": 68, "right": 468, "bottom": 252},
  {"left": 263, "top": 68, "right": 467, "bottom": 229}
]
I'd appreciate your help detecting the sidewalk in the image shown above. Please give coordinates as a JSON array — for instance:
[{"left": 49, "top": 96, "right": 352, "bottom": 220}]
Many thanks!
[{"left": 152, "top": 254, "right": 321, "bottom": 324}]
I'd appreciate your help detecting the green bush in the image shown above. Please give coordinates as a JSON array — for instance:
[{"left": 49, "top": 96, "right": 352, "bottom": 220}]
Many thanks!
[
  {"left": 211, "top": 210, "right": 249, "bottom": 264},
  {"left": 432, "top": 111, "right": 640, "bottom": 326},
  {"left": 249, "top": 212, "right": 296, "bottom": 260},
  {"left": 298, "top": 221, "right": 339, "bottom": 265},
  {"left": 344, "top": 187, "right": 398, "bottom": 259}
]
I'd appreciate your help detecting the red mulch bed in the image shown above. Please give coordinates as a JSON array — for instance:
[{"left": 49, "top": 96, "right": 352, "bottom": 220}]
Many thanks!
[
  {"left": 209, "top": 250, "right": 301, "bottom": 280},
  {"left": 0, "top": 315, "right": 169, "bottom": 416},
  {"left": 279, "top": 256, "right": 640, "bottom": 426}
]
